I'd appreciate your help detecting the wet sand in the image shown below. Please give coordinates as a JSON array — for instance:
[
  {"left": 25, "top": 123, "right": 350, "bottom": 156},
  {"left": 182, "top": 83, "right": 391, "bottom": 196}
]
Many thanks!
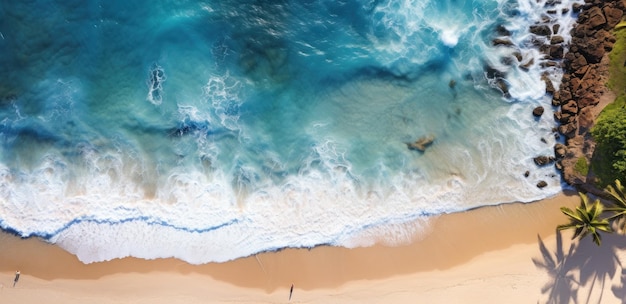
[{"left": 2, "top": 191, "right": 625, "bottom": 303}]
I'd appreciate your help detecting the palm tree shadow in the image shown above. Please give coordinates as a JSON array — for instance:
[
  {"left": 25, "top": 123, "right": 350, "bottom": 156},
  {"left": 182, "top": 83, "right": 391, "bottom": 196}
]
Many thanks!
[
  {"left": 572, "top": 232, "right": 626, "bottom": 303},
  {"left": 535, "top": 231, "right": 626, "bottom": 304},
  {"left": 611, "top": 268, "right": 626, "bottom": 304},
  {"left": 533, "top": 231, "right": 579, "bottom": 304}
]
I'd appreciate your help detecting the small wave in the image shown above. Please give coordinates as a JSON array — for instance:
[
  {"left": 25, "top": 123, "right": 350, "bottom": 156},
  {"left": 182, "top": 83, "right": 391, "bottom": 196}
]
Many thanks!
[
  {"left": 146, "top": 64, "right": 166, "bottom": 105},
  {"left": 202, "top": 71, "right": 244, "bottom": 131}
]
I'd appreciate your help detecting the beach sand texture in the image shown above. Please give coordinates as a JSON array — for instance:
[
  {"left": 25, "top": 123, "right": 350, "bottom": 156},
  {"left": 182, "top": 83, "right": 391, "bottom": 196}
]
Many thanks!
[{"left": 3, "top": 192, "right": 626, "bottom": 303}]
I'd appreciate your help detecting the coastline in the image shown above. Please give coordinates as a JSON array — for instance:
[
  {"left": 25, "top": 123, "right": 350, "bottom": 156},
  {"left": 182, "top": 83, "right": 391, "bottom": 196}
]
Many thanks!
[
  {"left": 1, "top": 2, "right": 625, "bottom": 304},
  {"left": 4, "top": 191, "right": 620, "bottom": 303}
]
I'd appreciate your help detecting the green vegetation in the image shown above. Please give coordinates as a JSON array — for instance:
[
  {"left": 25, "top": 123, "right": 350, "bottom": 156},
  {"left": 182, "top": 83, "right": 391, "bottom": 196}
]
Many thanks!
[
  {"left": 590, "top": 96, "right": 626, "bottom": 186},
  {"left": 558, "top": 180, "right": 626, "bottom": 246},
  {"left": 574, "top": 156, "right": 589, "bottom": 176},
  {"left": 607, "top": 28, "right": 626, "bottom": 94},
  {"left": 558, "top": 192, "right": 612, "bottom": 246},
  {"left": 590, "top": 27, "right": 626, "bottom": 187}
]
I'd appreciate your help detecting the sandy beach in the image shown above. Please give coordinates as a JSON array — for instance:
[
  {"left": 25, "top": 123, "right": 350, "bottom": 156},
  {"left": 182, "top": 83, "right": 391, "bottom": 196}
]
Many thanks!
[{"left": 2, "top": 191, "right": 626, "bottom": 303}]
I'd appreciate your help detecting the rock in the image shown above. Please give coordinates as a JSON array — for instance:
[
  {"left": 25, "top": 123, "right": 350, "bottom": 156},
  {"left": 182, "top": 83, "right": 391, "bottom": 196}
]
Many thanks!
[
  {"left": 542, "top": 74, "right": 556, "bottom": 95},
  {"left": 407, "top": 135, "right": 435, "bottom": 152},
  {"left": 537, "top": 180, "right": 548, "bottom": 188},
  {"left": 572, "top": 3, "right": 583, "bottom": 13},
  {"left": 549, "top": 44, "right": 565, "bottom": 59},
  {"left": 555, "top": 160, "right": 564, "bottom": 171},
  {"left": 574, "top": 65, "right": 589, "bottom": 76},
  {"left": 577, "top": 37, "right": 606, "bottom": 63},
  {"left": 492, "top": 38, "right": 514, "bottom": 46},
  {"left": 550, "top": 35, "right": 565, "bottom": 44},
  {"left": 570, "top": 77, "right": 582, "bottom": 93},
  {"left": 496, "top": 25, "right": 511, "bottom": 36},
  {"left": 533, "top": 106, "right": 545, "bottom": 117},
  {"left": 604, "top": 6, "right": 624, "bottom": 28},
  {"left": 529, "top": 25, "right": 552, "bottom": 36},
  {"left": 587, "top": 6, "right": 607, "bottom": 29},
  {"left": 569, "top": 53, "right": 588, "bottom": 71},
  {"left": 501, "top": 56, "right": 515, "bottom": 66},
  {"left": 554, "top": 143, "right": 567, "bottom": 158},
  {"left": 524, "top": 170, "right": 530, "bottom": 178},
  {"left": 562, "top": 100, "right": 578, "bottom": 115},
  {"left": 494, "top": 79, "right": 509, "bottom": 96},
  {"left": 554, "top": 111, "right": 574, "bottom": 123},
  {"left": 540, "top": 61, "right": 559, "bottom": 68},
  {"left": 559, "top": 88, "right": 572, "bottom": 101},
  {"left": 578, "top": 106, "right": 595, "bottom": 131},
  {"left": 544, "top": 0, "right": 559, "bottom": 7},
  {"left": 534, "top": 155, "right": 556, "bottom": 166},
  {"left": 558, "top": 122, "right": 577, "bottom": 139},
  {"left": 578, "top": 94, "right": 599, "bottom": 108},
  {"left": 520, "top": 58, "right": 534, "bottom": 70}
]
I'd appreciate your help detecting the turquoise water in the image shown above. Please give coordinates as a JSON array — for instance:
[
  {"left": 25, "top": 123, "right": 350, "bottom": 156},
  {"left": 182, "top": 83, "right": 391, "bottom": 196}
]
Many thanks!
[{"left": 0, "top": 0, "right": 577, "bottom": 263}]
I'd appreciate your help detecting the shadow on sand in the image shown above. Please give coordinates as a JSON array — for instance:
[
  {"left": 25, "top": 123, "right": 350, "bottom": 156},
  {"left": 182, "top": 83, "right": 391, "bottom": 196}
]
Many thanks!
[{"left": 535, "top": 230, "right": 626, "bottom": 304}]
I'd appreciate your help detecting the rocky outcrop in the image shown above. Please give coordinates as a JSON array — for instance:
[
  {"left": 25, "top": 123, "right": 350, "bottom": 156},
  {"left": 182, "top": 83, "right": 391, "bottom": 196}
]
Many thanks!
[
  {"left": 553, "top": 0, "right": 625, "bottom": 187},
  {"left": 554, "top": 143, "right": 568, "bottom": 159}
]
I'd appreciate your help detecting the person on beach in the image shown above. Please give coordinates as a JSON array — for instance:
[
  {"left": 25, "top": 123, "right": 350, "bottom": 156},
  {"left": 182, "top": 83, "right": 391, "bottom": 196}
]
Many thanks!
[
  {"left": 289, "top": 283, "right": 294, "bottom": 301},
  {"left": 13, "top": 270, "right": 20, "bottom": 287}
]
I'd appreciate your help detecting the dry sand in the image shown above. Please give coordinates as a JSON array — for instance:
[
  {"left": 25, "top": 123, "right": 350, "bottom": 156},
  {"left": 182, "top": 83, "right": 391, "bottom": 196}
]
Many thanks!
[{"left": 2, "top": 191, "right": 626, "bottom": 303}]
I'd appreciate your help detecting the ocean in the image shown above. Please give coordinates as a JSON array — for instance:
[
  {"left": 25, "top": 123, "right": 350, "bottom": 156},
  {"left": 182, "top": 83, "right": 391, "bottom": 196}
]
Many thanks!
[{"left": 0, "top": 0, "right": 580, "bottom": 263}]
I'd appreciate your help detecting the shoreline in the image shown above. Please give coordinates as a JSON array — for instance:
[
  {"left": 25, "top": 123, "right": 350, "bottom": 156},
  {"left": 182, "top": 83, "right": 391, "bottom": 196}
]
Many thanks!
[
  {"left": 1, "top": 2, "right": 624, "bottom": 303},
  {"left": 1, "top": 191, "right": 605, "bottom": 303}
]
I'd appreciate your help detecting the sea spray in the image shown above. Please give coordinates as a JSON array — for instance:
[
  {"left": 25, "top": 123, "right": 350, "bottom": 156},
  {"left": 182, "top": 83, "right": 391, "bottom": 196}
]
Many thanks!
[{"left": 0, "top": 0, "right": 580, "bottom": 263}]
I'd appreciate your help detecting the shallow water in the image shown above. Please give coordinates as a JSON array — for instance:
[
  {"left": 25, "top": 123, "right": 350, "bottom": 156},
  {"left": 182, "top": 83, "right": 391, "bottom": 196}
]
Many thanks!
[{"left": 0, "top": 0, "right": 579, "bottom": 263}]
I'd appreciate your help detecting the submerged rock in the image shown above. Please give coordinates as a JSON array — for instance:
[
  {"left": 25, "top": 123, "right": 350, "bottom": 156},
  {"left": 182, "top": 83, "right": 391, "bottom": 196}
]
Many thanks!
[{"left": 407, "top": 135, "right": 435, "bottom": 152}]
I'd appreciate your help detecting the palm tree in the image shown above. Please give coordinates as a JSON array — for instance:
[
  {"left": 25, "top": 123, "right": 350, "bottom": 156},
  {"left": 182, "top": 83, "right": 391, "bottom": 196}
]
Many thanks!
[
  {"left": 604, "top": 179, "right": 626, "bottom": 233},
  {"left": 557, "top": 192, "right": 612, "bottom": 246}
]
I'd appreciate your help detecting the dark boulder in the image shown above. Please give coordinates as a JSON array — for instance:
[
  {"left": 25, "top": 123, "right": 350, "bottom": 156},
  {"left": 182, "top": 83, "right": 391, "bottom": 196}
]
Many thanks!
[
  {"left": 550, "top": 35, "right": 564, "bottom": 44},
  {"left": 492, "top": 38, "right": 514, "bottom": 46},
  {"left": 534, "top": 155, "right": 556, "bottom": 166},
  {"left": 530, "top": 25, "right": 552, "bottom": 36},
  {"left": 604, "top": 6, "right": 624, "bottom": 28},
  {"left": 586, "top": 6, "right": 607, "bottom": 29},
  {"left": 537, "top": 180, "right": 548, "bottom": 188}
]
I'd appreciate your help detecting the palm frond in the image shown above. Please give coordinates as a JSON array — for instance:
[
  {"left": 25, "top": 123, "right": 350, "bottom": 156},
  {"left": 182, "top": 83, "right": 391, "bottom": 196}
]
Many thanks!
[
  {"left": 606, "top": 179, "right": 626, "bottom": 208},
  {"left": 557, "top": 192, "right": 612, "bottom": 246}
]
